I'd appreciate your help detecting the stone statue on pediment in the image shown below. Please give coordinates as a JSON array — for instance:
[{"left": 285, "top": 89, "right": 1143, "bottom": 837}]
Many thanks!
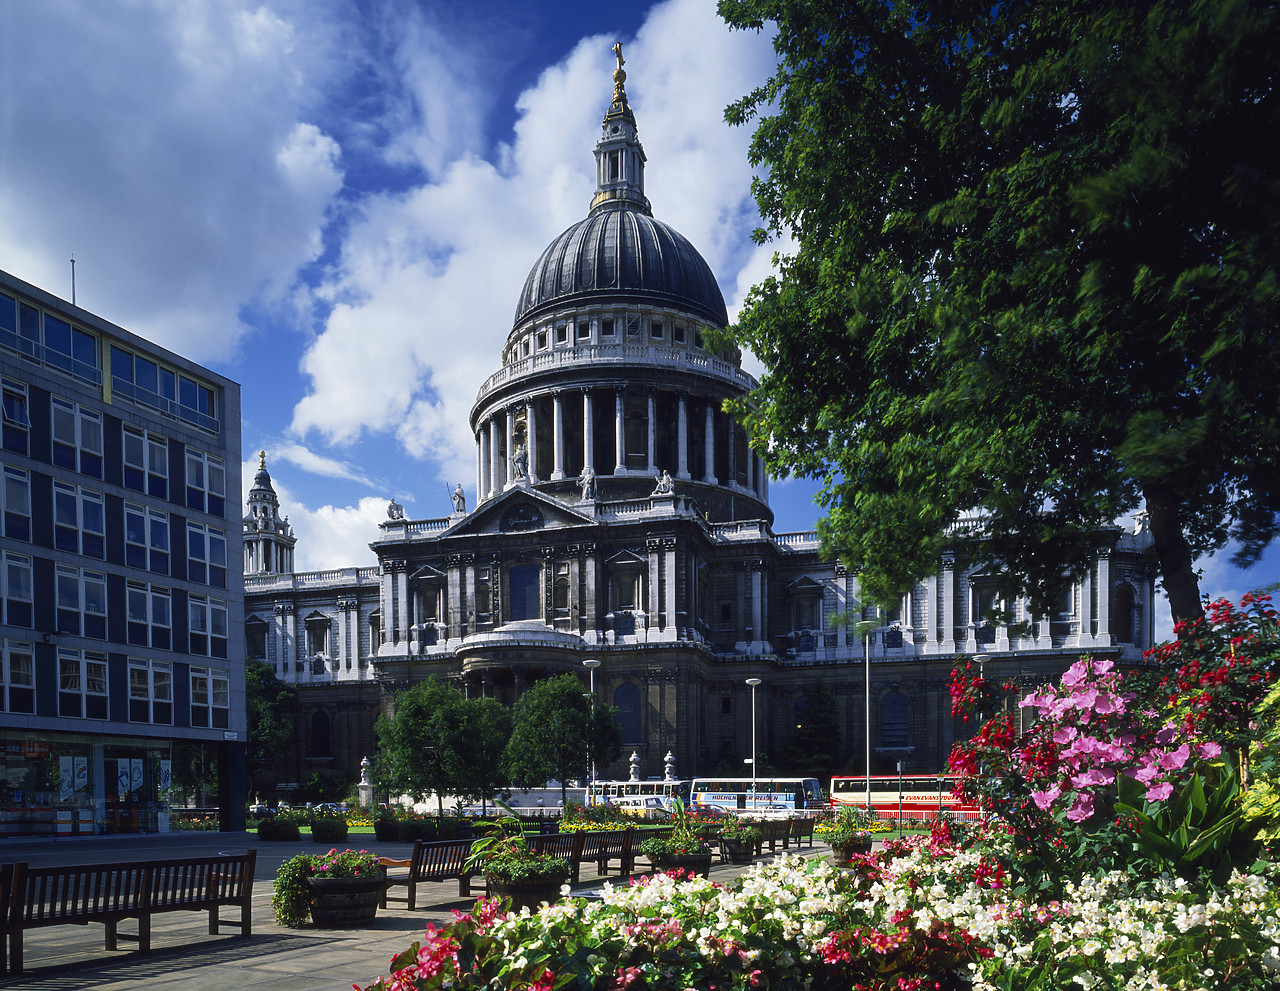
[
  {"left": 652, "top": 469, "right": 674, "bottom": 495},
  {"left": 452, "top": 483, "right": 466, "bottom": 513},
  {"left": 386, "top": 498, "right": 404, "bottom": 520},
  {"left": 579, "top": 465, "right": 596, "bottom": 500}
]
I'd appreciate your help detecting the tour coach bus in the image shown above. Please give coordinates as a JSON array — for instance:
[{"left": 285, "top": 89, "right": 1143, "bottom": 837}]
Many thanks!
[
  {"left": 688, "top": 776, "right": 823, "bottom": 813},
  {"left": 829, "top": 774, "right": 981, "bottom": 821}
]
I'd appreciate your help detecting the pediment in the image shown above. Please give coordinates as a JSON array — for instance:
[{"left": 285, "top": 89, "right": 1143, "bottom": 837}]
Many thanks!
[
  {"left": 440, "top": 487, "right": 596, "bottom": 537},
  {"left": 786, "top": 575, "right": 825, "bottom": 593},
  {"left": 410, "top": 563, "right": 447, "bottom": 582},
  {"left": 605, "top": 548, "right": 647, "bottom": 568}
]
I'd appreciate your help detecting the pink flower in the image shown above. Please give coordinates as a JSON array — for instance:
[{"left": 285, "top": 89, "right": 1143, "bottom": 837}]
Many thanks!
[
  {"left": 1145, "top": 781, "right": 1174, "bottom": 802},
  {"left": 1031, "top": 785, "right": 1061, "bottom": 810},
  {"left": 1198, "top": 741, "right": 1223, "bottom": 759},
  {"left": 1065, "top": 792, "right": 1095, "bottom": 822},
  {"left": 1158, "top": 744, "right": 1191, "bottom": 771},
  {"left": 1052, "top": 726, "right": 1078, "bottom": 745}
]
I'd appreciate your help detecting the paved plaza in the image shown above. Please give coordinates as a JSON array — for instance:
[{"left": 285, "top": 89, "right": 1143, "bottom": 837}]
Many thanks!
[{"left": 0, "top": 830, "right": 834, "bottom": 990}]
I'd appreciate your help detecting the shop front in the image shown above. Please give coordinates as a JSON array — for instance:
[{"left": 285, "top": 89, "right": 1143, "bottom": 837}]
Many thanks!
[{"left": 0, "top": 731, "right": 175, "bottom": 836}]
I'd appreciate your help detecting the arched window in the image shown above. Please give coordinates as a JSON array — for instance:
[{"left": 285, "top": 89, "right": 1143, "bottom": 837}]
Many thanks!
[
  {"left": 311, "top": 711, "right": 332, "bottom": 757},
  {"left": 880, "top": 692, "right": 909, "bottom": 749},
  {"left": 508, "top": 564, "right": 540, "bottom": 622},
  {"left": 615, "top": 683, "right": 643, "bottom": 746}
]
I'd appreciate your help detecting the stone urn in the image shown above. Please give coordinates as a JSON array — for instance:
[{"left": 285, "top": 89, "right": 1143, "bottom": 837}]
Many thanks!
[
  {"left": 830, "top": 832, "right": 873, "bottom": 865},
  {"left": 486, "top": 877, "right": 565, "bottom": 913},
  {"left": 719, "top": 838, "right": 754, "bottom": 866},
  {"left": 306, "top": 876, "right": 382, "bottom": 927}
]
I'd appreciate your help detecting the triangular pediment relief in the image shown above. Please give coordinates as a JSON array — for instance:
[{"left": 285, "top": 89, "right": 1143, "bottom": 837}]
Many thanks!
[
  {"left": 439, "top": 486, "right": 596, "bottom": 537},
  {"left": 605, "top": 548, "right": 647, "bottom": 568},
  {"left": 410, "top": 563, "right": 447, "bottom": 582},
  {"left": 787, "top": 575, "right": 825, "bottom": 592}
]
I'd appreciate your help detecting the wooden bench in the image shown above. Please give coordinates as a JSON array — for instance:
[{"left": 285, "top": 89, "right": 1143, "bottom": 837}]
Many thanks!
[
  {"left": 789, "top": 817, "right": 816, "bottom": 849},
  {"left": 575, "top": 828, "right": 634, "bottom": 878},
  {"left": 752, "top": 818, "right": 791, "bottom": 854},
  {"left": 1, "top": 850, "right": 256, "bottom": 975},
  {"left": 379, "top": 838, "right": 475, "bottom": 910}
]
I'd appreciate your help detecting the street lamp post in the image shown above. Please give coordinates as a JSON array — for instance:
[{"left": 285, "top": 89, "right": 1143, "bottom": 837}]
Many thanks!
[
  {"left": 584, "top": 659, "right": 601, "bottom": 805},
  {"left": 746, "top": 678, "right": 762, "bottom": 810}
]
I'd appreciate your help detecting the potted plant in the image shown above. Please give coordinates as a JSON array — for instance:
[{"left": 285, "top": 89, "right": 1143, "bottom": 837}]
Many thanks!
[
  {"left": 639, "top": 799, "right": 713, "bottom": 877},
  {"left": 272, "top": 848, "right": 384, "bottom": 927},
  {"left": 717, "top": 821, "right": 763, "bottom": 865},
  {"left": 824, "top": 806, "right": 875, "bottom": 863},
  {"left": 466, "top": 802, "right": 570, "bottom": 912},
  {"left": 373, "top": 805, "right": 400, "bottom": 842}
]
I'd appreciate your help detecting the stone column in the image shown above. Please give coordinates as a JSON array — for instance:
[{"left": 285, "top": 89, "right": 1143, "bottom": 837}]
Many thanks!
[
  {"left": 615, "top": 388, "right": 626, "bottom": 473},
  {"left": 447, "top": 562, "right": 462, "bottom": 641},
  {"left": 526, "top": 398, "right": 538, "bottom": 481},
  {"left": 583, "top": 547, "right": 598, "bottom": 640},
  {"left": 940, "top": 556, "right": 956, "bottom": 652},
  {"left": 488, "top": 416, "right": 501, "bottom": 498},
  {"left": 380, "top": 569, "right": 394, "bottom": 649},
  {"left": 397, "top": 565, "right": 410, "bottom": 644},
  {"left": 1078, "top": 570, "right": 1093, "bottom": 647},
  {"left": 475, "top": 429, "right": 485, "bottom": 506},
  {"left": 551, "top": 391, "right": 565, "bottom": 480},
  {"left": 924, "top": 573, "right": 939, "bottom": 650},
  {"left": 504, "top": 407, "right": 515, "bottom": 489},
  {"left": 1096, "top": 551, "right": 1112, "bottom": 644},
  {"left": 583, "top": 389, "right": 594, "bottom": 473},
  {"left": 664, "top": 540, "right": 677, "bottom": 635},
  {"left": 464, "top": 558, "right": 476, "bottom": 638},
  {"left": 727, "top": 423, "right": 738, "bottom": 487},
  {"left": 751, "top": 566, "right": 763, "bottom": 648},
  {"left": 646, "top": 389, "right": 656, "bottom": 471},
  {"left": 677, "top": 392, "right": 689, "bottom": 478},
  {"left": 835, "top": 567, "right": 848, "bottom": 648},
  {"left": 647, "top": 540, "right": 661, "bottom": 635},
  {"left": 704, "top": 402, "right": 716, "bottom": 482},
  {"left": 335, "top": 600, "right": 348, "bottom": 672}
]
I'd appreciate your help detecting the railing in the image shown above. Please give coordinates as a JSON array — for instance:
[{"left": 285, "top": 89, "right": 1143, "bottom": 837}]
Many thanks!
[
  {"left": 111, "top": 376, "right": 220, "bottom": 434},
  {"left": 245, "top": 566, "right": 378, "bottom": 591},
  {"left": 474, "top": 341, "right": 756, "bottom": 401},
  {"left": 0, "top": 327, "right": 102, "bottom": 387}
]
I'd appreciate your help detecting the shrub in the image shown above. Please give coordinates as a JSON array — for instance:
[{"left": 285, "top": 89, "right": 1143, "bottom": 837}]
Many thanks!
[
  {"left": 311, "top": 811, "right": 350, "bottom": 843},
  {"left": 258, "top": 814, "right": 303, "bottom": 841}
]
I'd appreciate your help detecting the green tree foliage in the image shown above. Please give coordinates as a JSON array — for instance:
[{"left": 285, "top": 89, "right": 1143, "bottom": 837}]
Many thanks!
[
  {"left": 783, "top": 681, "right": 841, "bottom": 778},
  {"left": 504, "top": 674, "right": 622, "bottom": 806},
  {"left": 719, "top": 0, "right": 1280, "bottom": 622},
  {"left": 374, "top": 678, "right": 516, "bottom": 812},
  {"left": 245, "top": 657, "right": 298, "bottom": 795}
]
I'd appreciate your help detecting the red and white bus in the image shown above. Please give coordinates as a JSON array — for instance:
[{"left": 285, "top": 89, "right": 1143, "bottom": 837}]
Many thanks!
[{"left": 830, "top": 775, "right": 981, "bottom": 822}]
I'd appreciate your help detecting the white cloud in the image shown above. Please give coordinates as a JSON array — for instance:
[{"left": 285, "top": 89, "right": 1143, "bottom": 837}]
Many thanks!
[
  {"left": 274, "top": 443, "right": 377, "bottom": 486},
  {"left": 0, "top": 0, "right": 344, "bottom": 363}
]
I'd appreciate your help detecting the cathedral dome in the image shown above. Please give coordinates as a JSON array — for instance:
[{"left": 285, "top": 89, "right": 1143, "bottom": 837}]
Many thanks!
[{"left": 513, "top": 208, "right": 729, "bottom": 328}]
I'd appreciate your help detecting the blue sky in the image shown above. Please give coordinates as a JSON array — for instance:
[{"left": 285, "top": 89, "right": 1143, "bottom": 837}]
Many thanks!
[{"left": 1, "top": 0, "right": 1274, "bottom": 642}]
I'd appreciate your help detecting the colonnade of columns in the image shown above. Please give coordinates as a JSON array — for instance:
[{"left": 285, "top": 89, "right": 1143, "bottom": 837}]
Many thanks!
[{"left": 473, "top": 387, "right": 770, "bottom": 504}]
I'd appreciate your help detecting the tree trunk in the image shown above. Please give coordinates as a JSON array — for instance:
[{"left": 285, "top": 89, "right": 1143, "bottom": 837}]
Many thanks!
[{"left": 1143, "top": 483, "right": 1205, "bottom": 625}]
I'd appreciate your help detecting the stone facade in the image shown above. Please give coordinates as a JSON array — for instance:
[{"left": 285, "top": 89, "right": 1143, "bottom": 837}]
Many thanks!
[{"left": 243, "top": 55, "right": 1157, "bottom": 798}]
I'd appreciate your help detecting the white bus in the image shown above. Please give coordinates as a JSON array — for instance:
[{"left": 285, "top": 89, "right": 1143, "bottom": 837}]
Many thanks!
[
  {"left": 688, "top": 776, "right": 823, "bottom": 814},
  {"left": 587, "top": 779, "right": 692, "bottom": 809}
]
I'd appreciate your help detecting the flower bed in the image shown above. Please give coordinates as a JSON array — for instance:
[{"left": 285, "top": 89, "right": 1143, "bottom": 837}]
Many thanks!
[{"left": 359, "top": 831, "right": 1280, "bottom": 991}]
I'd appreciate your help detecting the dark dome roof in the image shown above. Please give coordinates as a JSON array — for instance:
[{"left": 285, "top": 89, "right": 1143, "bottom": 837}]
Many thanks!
[{"left": 514, "top": 207, "right": 728, "bottom": 327}]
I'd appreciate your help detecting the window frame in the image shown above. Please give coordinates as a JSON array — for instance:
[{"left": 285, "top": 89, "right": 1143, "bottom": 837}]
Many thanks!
[
  {"left": 1, "top": 639, "right": 35, "bottom": 714},
  {"left": 53, "top": 481, "right": 105, "bottom": 558},
  {"left": 189, "top": 666, "right": 230, "bottom": 729},
  {"left": 126, "top": 580, "right": 172, "bottom": 649},
  {"left": 58, "top": 648, "right": 109, "bottom": 719},
  {"left": 123, "top": 424, "right": 169, "bottom": 498},
  {"left": 128, "top": 658, "right": 173, "bottom": 724},
  {"left": 1, "top": 465, "right": 31, "bottom": 541},
  {"left": 125, "top": 502, "right": 170, "bottom": 574},
  {"left": 185, "top": 450, "right": 226, "bottom": 517},
  {"left": 56, "top": 565, "right": 107, "bottom": 639},
  {"left": 51, "top": 397, "right": 104, "bottom": 477},
  {"left": 1, "top": 550, "right": 33, "bottom": 628},
  {"left": 186, "top": 520, "right": 227, "bottom": 588},
  {"left": 188, "top": 594, "right": 229, "bottom": 658},
  {"left": 2, "top": 377, "right": 31, "bottom": 455}
]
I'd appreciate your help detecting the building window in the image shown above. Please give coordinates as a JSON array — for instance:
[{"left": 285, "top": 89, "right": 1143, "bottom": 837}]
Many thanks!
[
  {"left": 474, "top": 569, "right": 491, "bottom": 627},
  {"left": 305, "top": 614, "right": 330, "bottom": 656},
  {"left": 673, "top": 325, "right": 685, "bottom": 344},
  {"left": 612, "top": 570, "right": 642, "bottom": 612},
  {"left": 125, "top": 503, "right": 170, "bottom": 574},
  {"left": 2, "top": 466, "right": 30, "bottom": 541},
  {"left": 553, "top": 562, "right": 571, "bottom": 619},
  {"left": 190, "top": 667, "right": 229, "bottom": 729},
  {"left": 129, "top": 658, "right": 172, "bottom": 724},
  {"left": 56, "top": 565, "right": 107, "bottom": 639},
  {"left": 111, "top": 344, "right": 216, "bottom": 431},
  {"left": 650, "top": 320, "right": 664, "bottom": 340},
  {"left": 881, "top": 691, "right": 910, "bottom": 749},
  {"left": 187, "top": 521, "right": 227, "bottom": 588},
  {"left": 126, "top": 581, "right": 171, "bottom": 649},
  {"left": 1, "top": 551, "right": 33, "bottom": 628},
  {"left": 556, "top": 324, "right": 568, "bottom": 345},
  {"left": 123, "top": 425, "right": 169, "bottom": 498},
  {"left": 793, "top": 595, "right": 819, "bottom": 632},
  {"left": 246, "top": 616, "right": 268, "bottom": 658},
  {"left": 58, "top": 648, "right": 108, "bottom": 719},
  {"left": 186, "top": 450, "right": 226, "bottom": 517},
  {"left": 51, "top": 397, "right": 104, "bottom": 477},
  {"left": 312, "top": 711, "right": 332, "bottom": 757},
  {"left": 1, "top": 640, "right": 35, "bottom": 714},
  {"left": 2, "top": 377, "right": 30, "bottom": 455},
  {"left": 577, "top": 321, "right": 591, "bottom": 340},
  {"left": 615, "top": 683, "right": 643, "bottom": 745},
  {"left": 508, "top": 564, "right": 540, "bottom": 622},
  {"left": 601, "top": 318, "right": 615, "bottom": 338},
  {"left": 54, "top": 482, "right": 105, "bottom": 558},
  {"left": 189, "top": 595, "right": 229, "bottom": 658},
  {"left": 0, "top": 294, "right": 100, "bottom": 383},
  {"left": 536, "top": 330, "right": 547, "bottom": 350}
]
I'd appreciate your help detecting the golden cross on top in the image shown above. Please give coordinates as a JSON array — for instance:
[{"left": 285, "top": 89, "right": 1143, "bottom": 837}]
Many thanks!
[{"left": 612, "top": 42, "right": 625, "bottom": 71}]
